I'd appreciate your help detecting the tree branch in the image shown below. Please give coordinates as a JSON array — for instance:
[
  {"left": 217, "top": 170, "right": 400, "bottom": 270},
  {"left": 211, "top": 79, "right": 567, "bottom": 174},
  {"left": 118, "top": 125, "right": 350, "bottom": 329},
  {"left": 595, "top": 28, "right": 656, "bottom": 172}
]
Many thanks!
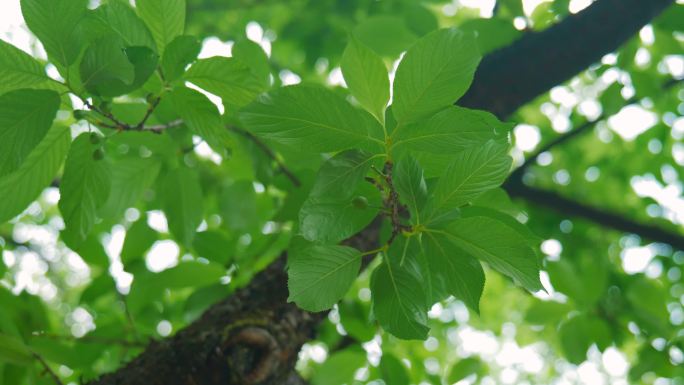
[
  {"left": 459, "top": 0, "right": 675, "bottom": 118},
  {"left": 504, "top": 180, "right": 684, "bottom": 250}
]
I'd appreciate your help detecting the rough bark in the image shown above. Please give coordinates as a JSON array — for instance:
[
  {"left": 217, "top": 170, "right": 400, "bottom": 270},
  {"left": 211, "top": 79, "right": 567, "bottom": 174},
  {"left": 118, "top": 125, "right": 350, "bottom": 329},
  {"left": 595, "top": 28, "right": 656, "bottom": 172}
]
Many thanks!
[
  {"left": 459, "top": 0, "right": 674, "bottom": 118},
  {"left": 85, "top": 0, "right": 676, "bottom": 383}
]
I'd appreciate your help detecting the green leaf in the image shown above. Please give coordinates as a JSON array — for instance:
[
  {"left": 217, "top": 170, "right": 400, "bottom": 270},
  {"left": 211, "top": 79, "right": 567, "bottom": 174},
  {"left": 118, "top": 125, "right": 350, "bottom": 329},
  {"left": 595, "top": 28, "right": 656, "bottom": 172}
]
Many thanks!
[
  {"left": 80, "top": 36, "right": 159, "bottom": 97},
  {"left": 192, "top": 231, "right": 235, "bottom": 265},
  {"left": 287, "top": 244, "right": 362, "bottom": 312},
  {"left": 558, "top": 314, "right": 592, "bottom": 364},
  {"left": 379, "top": 353, "right": 410, "bottom": 385},
  {"left": 88, "top": 0, "right": 157, "bottom": 51},
  {"left": 0, "top": 124, "right": 70, "bottom": 223},
  {"left": 393, "top": 155, "right": 427, "bottom": 223},
  {"left": 438, "top": 216, "right": 542, "bottom": 291},
  {"left": 392, "top": 28, "right": 480, "bottom": 123},
  {"left": 448, "top": 357, "right": 485, "bottom": 383},
  {"left": 422, "top": 232, "right": 485, "bottom": 312},
  {"left": 136, "top": 0, "right": 185, "bottom": 54},
  {"left": 161, "top": 35, "right": 200, "bottom": 81},
  {"left": 121, "top": 217, "right": 158, "bottom": 266},
  {"left": 184, "top": 57, "right": 265, "bottom": 108},
  {"left": 0, "top": 39, "right": 50, "bottom": 94},
  {"left": 20, "top": 0, "right": 88, "bottom": 66},
  {"left": 461, "top": 206, "right": 542, "bottom": 247},
  {"left": 128, "top": 261, "right": 225, "bottom": 312},
  {"left": 392, "top": 106, "right": 510, "bottom": 155},
  {"left": 218, "top": 180, "right": 259, "bottom": 231},
  {"left": 0, "top": 89, "right": 60, "bottom": 178},
  {"left": 0, "top": 333, "right": 32, "bottom": 365},
  {"left": 311, "top": 348, "right": 366, "bottom": 385},
  {"left": 353, "top": 16, "right": 417, "bottom": 58},
  {"left": 161, "top": 167, "right": 203, "bottom": 246},
  {"left": 100, "top": 156, "right": 161, "bottom": 221},
  {"left": 240, "top": 84, "right": 384, "bottom": 153},
  {"left": 310, "top": 150, "right": 378, "bottom": 200},
  {"left": 460, "top": 18, "right": 522, "bottom": 55},
  {"left": 524, "top": 299, "right": 571, "bottom": 325},
  {"left": 79, "top": 36, "right": 134, "bottom": 96},
  {"left": 341, "top": 37, "right": 390, "bottom": 122},
  {"left": 300, "top": 182, "right": 380, "bottom": 244},
  {"left": 167, "top": 86, "right": 232, "bottom": 150},
  {"left": 426, "top": 141, "right": 511, "bottom": 218},
  {"left": 232, "top": 39, "right": 271, "bottom": 87},
  {"left": 371, "top": 260, "right": 429, "bottom": 340},
  {"left": 59, "top": 134, "right": 111, "bottom": 247}
]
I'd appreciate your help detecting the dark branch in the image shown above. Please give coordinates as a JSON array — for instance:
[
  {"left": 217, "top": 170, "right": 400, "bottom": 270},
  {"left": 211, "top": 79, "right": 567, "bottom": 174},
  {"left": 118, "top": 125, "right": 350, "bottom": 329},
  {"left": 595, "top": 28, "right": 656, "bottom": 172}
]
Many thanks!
[
  {"left": 504, "top": 180, "right": 684, "bottom": 250},
  {"left": 459, "top": 0, "right": 675, "bottom": 118}
]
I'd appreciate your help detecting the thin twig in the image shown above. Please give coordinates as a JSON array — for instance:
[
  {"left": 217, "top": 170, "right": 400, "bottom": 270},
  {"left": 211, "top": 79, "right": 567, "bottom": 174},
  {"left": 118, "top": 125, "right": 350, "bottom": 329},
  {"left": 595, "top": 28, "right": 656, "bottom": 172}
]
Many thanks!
[
  {"left": 117, "top": 292, "right": 140, "bottom": 342},
  {"left": 31, "top": 352, "right": 64, "bottom": 385},
  {"left": 229, "top": 125, "right": 302, "bottom": 187}
]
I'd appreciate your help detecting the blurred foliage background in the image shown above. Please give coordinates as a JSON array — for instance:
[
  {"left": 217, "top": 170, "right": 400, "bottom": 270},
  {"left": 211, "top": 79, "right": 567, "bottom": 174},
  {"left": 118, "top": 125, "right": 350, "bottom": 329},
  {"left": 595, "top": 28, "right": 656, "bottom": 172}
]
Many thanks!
[{"left": 0, "top": 0, "right": 683, "bottom": 384}]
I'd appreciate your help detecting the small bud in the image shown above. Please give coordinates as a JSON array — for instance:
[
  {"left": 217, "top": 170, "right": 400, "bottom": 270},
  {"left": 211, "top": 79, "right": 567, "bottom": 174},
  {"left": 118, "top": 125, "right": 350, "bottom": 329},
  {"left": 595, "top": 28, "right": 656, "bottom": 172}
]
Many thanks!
[
  {"left": 73, "top": 110, "right": 86, "bottom": 120},
  {"left": 352, "top": 196, "right": 368, "bottom": 209},
  {"left": 92, "top": 148, "right": 105, "bottom": 161},
  {"left": 89, "top": 133, "right": 101, "bottom": 144}
]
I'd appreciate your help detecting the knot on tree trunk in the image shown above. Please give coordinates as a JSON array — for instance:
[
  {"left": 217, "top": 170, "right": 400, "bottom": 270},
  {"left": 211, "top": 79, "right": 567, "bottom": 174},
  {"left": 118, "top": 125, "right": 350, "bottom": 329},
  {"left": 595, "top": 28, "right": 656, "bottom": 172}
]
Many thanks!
[{"left": 222, "top": 327, "right": 282, "bottom": 384}]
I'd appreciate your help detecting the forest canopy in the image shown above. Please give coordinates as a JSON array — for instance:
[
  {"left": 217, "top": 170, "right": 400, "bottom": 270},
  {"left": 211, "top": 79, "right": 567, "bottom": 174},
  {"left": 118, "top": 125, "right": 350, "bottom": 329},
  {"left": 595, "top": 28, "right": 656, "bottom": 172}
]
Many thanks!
[{"left": 0, "top": 0, "right": 682, "bottom": 384}]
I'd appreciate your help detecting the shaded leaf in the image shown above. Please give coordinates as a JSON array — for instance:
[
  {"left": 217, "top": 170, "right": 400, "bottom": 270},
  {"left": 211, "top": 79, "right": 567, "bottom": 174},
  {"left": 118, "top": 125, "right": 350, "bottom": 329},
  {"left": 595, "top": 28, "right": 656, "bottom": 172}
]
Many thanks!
[{"left": 288, "top": 244, "right": 361, "bottom": 312}]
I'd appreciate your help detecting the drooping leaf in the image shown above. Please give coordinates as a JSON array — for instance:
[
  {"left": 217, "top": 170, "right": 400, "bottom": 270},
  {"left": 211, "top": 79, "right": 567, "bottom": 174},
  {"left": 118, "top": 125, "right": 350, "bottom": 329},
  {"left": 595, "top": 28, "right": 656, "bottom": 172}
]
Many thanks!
[
  {"left": 392, "top": 106, "right": 510, "bottom": 156},
  {"left": 0, "top": 89, "right": 60, "bottom": 178},
  {"left": 287, "top": 244, "right": 362, "bottom": 312},
  {"left": 79, "top": 37, "right": 158, "bottom": 97},
  {"left": 371, "top": 260, "right": 429, "bottom": 340},
  {"left": 448, "top": 357, "right": 486, "bottom": 383},
  {"left": 309, "top": 150, "right": 379, "bottom": 200},
  {"left": 192, "top": 231, "right": 235, "bottom": 265},
  {"left": 128, "top": 261, "right": 225, "bottom": 312},
  {"left": 232, "top": 39, "right": 271, "bottom": 87},
  {"left": 0, "top": 39, "right": 50, "bottom": 94},
  {"left": 20, "top": 0, "right": 88, "bottom": 66},
  {"left": 353, "top": 16, "right": 417, "bottom": 58},
  {"left": 393, "top": 155, "right": 427, "bottom": 223},
  {"left": 311, "top": 348, "right": 366, "bottom": 385},
  {"left": 59, "top": 134, "right": 111, "bottom": 247},
  {"left": 392, "top": 28, "right": 480, "bottom": 123},
  {"left": 341, "top": 37, "right": 390, "bottom": 122},
  {"left": 87, "top": 0, "right": 157, "bottom": 51},
  {"left": 422, "top": 232, "right": 485, "bottom": 312},
  {"left": 161, "top": 35, "right": 201, "bottom": 81},
  {"left": 184, "top": 57, "right": 265, "bottom": 108},
  {"left": 240, "top": 84, "right": 384, "bottom": 153},
  {"left": 438, "top": 216, "right": 542, "bottom": 292},
  {"left": 0, "top": 124, "right": 70, "bottom": 223},
  {"left": 121, "top": 217, "right": 158, "bottom": 266},
  {"left": 161, "top": 167, "right": 203, "bottom": 246},
  {"left": 135, "top": 0, "right": 185, "bottom": 54},
  {"left": 379, "top": 353, "right": 410, "bottom": 385},
  {"left": 426, "top": 141, "right": 511, "bottom": 219},
  {"left": 300, "top": 182, "right": 380, "bottom": 244},
  {"left": 100, "top": 156, "right": 161, "bottom": 221},
  {"left": 167, "top": 86, "right": 232, "bottom": 150}
]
